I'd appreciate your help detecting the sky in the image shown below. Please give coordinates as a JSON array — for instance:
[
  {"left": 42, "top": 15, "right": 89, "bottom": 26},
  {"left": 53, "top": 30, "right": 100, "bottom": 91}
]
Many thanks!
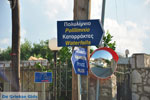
[
  {"left": 91, "top": 50, "right": 112, "bottom": 60},
  {"left": 0, "top": 0, "right": 150, "bottom": 56}
]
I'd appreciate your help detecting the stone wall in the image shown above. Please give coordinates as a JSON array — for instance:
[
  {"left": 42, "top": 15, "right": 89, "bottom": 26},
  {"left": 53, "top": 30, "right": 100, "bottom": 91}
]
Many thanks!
[
  {"left": 88, "top": 74, "right": 117, "bottom": 100},
  {"left": 130, "top": 54, "right": 150, "bottom": 100},
  {"left": 100, "top": 74, "right": 117, "bottom": 100}
]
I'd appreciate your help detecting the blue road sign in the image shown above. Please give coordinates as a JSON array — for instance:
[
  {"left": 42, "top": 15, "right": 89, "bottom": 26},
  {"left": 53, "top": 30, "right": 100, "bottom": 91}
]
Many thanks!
[
  {"left": 57, "top": 19, "right": 104, "bottom": 47},
  {"left": 35, "top": 72, "right": 52, "bottom": 83},
  {"left": 71, "top": 47, "right": 88, "bottom": 75}
]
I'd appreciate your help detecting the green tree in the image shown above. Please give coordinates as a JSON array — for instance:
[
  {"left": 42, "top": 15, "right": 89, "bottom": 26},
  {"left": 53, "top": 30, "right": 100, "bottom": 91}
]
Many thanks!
[
  {"left": 58, "top": 47, "right": 72, "bottom": 64},
  {"left": 31, "top": 40, "right": 53, "bottom": 61},
  {"left": 0, "top": 40, "right": 54, "bottom": 61},
  {"left": 20, "top": 39, "right": 32, "bottom": 60},
  {"left": 0, "top": 31, "right": 116, "bottom": 61},
  {"left": 96, "top": 30, "right": 116, "bottom": 50},
  {"left": 0, "top": 47, "right": 11, "bottom": 61},
  {"left": 102, "top": 30, "right": 116, "bottom": 50}
]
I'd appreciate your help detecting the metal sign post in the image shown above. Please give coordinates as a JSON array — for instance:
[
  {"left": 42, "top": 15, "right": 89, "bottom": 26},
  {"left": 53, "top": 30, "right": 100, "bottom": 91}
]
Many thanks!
[
  {"left": 96, "top": 79, "right": 100, "bottom": 100},
  {"left": 35, "top": 72, "right": 52, "bottom": 100},
  {"left": 71, "top": 47, "right": 88, "bottom": 100},
  {"left": 78, "top": 75, "right": 82, "bottom": 100}
]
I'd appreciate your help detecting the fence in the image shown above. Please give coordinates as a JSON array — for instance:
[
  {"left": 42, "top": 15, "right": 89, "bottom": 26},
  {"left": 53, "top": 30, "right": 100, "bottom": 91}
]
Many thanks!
[
  {"left": 0, "top": 59, "right": 133, "bottom": 100},
  {"left": 0, "top": 60, "right": 72, "bottom": 100}
]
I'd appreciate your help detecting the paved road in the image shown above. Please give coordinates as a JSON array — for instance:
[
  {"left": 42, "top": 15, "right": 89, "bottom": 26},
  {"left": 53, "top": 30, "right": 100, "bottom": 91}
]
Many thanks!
[{"left": 90, "top": 64, "right": 112, "bottom": 78}]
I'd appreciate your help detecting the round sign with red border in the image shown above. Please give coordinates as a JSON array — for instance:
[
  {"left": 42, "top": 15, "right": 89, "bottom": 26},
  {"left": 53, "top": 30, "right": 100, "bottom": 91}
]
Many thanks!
[{"left": 89, "top": 47, "right": 119, "bottom": 80}]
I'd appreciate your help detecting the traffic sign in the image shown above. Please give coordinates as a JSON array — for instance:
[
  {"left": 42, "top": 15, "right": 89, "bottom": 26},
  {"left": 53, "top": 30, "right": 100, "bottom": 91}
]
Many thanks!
[
  {"left": 57, "top": 19, "right": 104, "bottom": 46},
  {"left": 35, "top": 72, "right": 52, "bottom": 83},
  {"left": 71, "top": 47, "right": 88, "bottom": 75}
]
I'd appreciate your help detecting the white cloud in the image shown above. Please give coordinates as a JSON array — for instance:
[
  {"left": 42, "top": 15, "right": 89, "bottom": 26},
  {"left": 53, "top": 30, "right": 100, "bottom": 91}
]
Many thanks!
[
  {"left": 45, "top": 9, "right": 58, "bottom": 19},
  {"left": 0, "top": 48, "right": 5, "bottom": 51},
  {"left": 43, "top": 0, "right": 73, "bottom": 37},
  {"left": 91, "top": 0, "right": 102, "bottom": 19},
  {"left": 104, "top": 18, "right": 148, "bottom": 55},
  {"left": 21, "top": 28, "right": 27, "bottom": 43},
  {"left": 0, "top": 28, "right": 27, "bottom": 48},
  {"left": 0, "top": 38, "right": 9, "bottom": 45},
  {"left": 29, "top": 0, "right": 41, "bottom": 4},
  {"left": 144, "top": 0, "right": 150, "bottom": 5},
  {"left": 26, "top": 0, "right": 72, "bottom": 19},
  {"left": 125, "top": 21, "right": 137, "bottom": 28},
  {"left": 6, "top": 1, "right": 10, "bottom": 4},
  {"left": 45, "top": 0, "right": 68, "bottom": 9},
  {"left": 44, "top": 0, "right": 73, "bottom": 19}
]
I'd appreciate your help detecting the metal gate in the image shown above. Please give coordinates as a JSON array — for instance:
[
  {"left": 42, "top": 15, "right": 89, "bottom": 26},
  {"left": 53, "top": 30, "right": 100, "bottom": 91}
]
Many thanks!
[{"left": 115, "top": 64, "right": 132, "bottom": 100}]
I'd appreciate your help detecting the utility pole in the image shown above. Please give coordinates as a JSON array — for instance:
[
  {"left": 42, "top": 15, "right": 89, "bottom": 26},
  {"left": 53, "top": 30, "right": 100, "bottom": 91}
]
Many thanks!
[
  {"left": 10, "top": 0, "right": 21, "bottom": 91},
  {"left": 101, "top": 0, "right": 106, "bottom": 27},
  {"left": 88, "top": 0, "right": 106, "bottom": 100},
  {"left": 72, "top": 0, "right": 91, "bottom": 100}
]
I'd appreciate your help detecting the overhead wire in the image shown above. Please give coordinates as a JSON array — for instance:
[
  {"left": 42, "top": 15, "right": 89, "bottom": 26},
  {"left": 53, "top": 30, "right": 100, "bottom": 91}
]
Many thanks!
[
  {"left": 114, "top": 0, "right": 127, "bottom": 23},
  {"left": 115, "top": 0, "right": 119, "bottom": 22},
  {"left": 123, "top": 0, "right": 127, "bottom": 21}
]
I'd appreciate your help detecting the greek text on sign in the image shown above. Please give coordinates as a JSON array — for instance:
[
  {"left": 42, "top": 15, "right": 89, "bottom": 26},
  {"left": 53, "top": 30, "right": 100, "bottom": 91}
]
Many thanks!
[
  {"left": 57, "top": 20, "right": 104, "bottom": 46},
  {"left": 71, "top": 47, "right": 88, "bottom": 75}
]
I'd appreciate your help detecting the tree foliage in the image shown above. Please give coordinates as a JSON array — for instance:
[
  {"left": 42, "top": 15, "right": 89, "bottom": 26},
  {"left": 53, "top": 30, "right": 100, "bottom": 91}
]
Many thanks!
[
  {"left": 0, "top": 40, "right": 52, "bottom": 61},
  {"left": 20, "top": 39, "right": 32, "bottom": 60},
  {"left": 102, "top": 30, "right": 116, "bottom": 50},
  {"left": 58, "top": 47, "right": 72, "bottom": 63},
  {"left": 0, "top": 40, "right": 72, "bottom": 65},
  {"left": 0, "top": 47, "right": 11, "bottom": 61},
  {"left": 31, "top": 40, "right": 53, "bottom": 61},
  {"left": 0, "top": 30, "right": 116, "bottom": 61}
]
